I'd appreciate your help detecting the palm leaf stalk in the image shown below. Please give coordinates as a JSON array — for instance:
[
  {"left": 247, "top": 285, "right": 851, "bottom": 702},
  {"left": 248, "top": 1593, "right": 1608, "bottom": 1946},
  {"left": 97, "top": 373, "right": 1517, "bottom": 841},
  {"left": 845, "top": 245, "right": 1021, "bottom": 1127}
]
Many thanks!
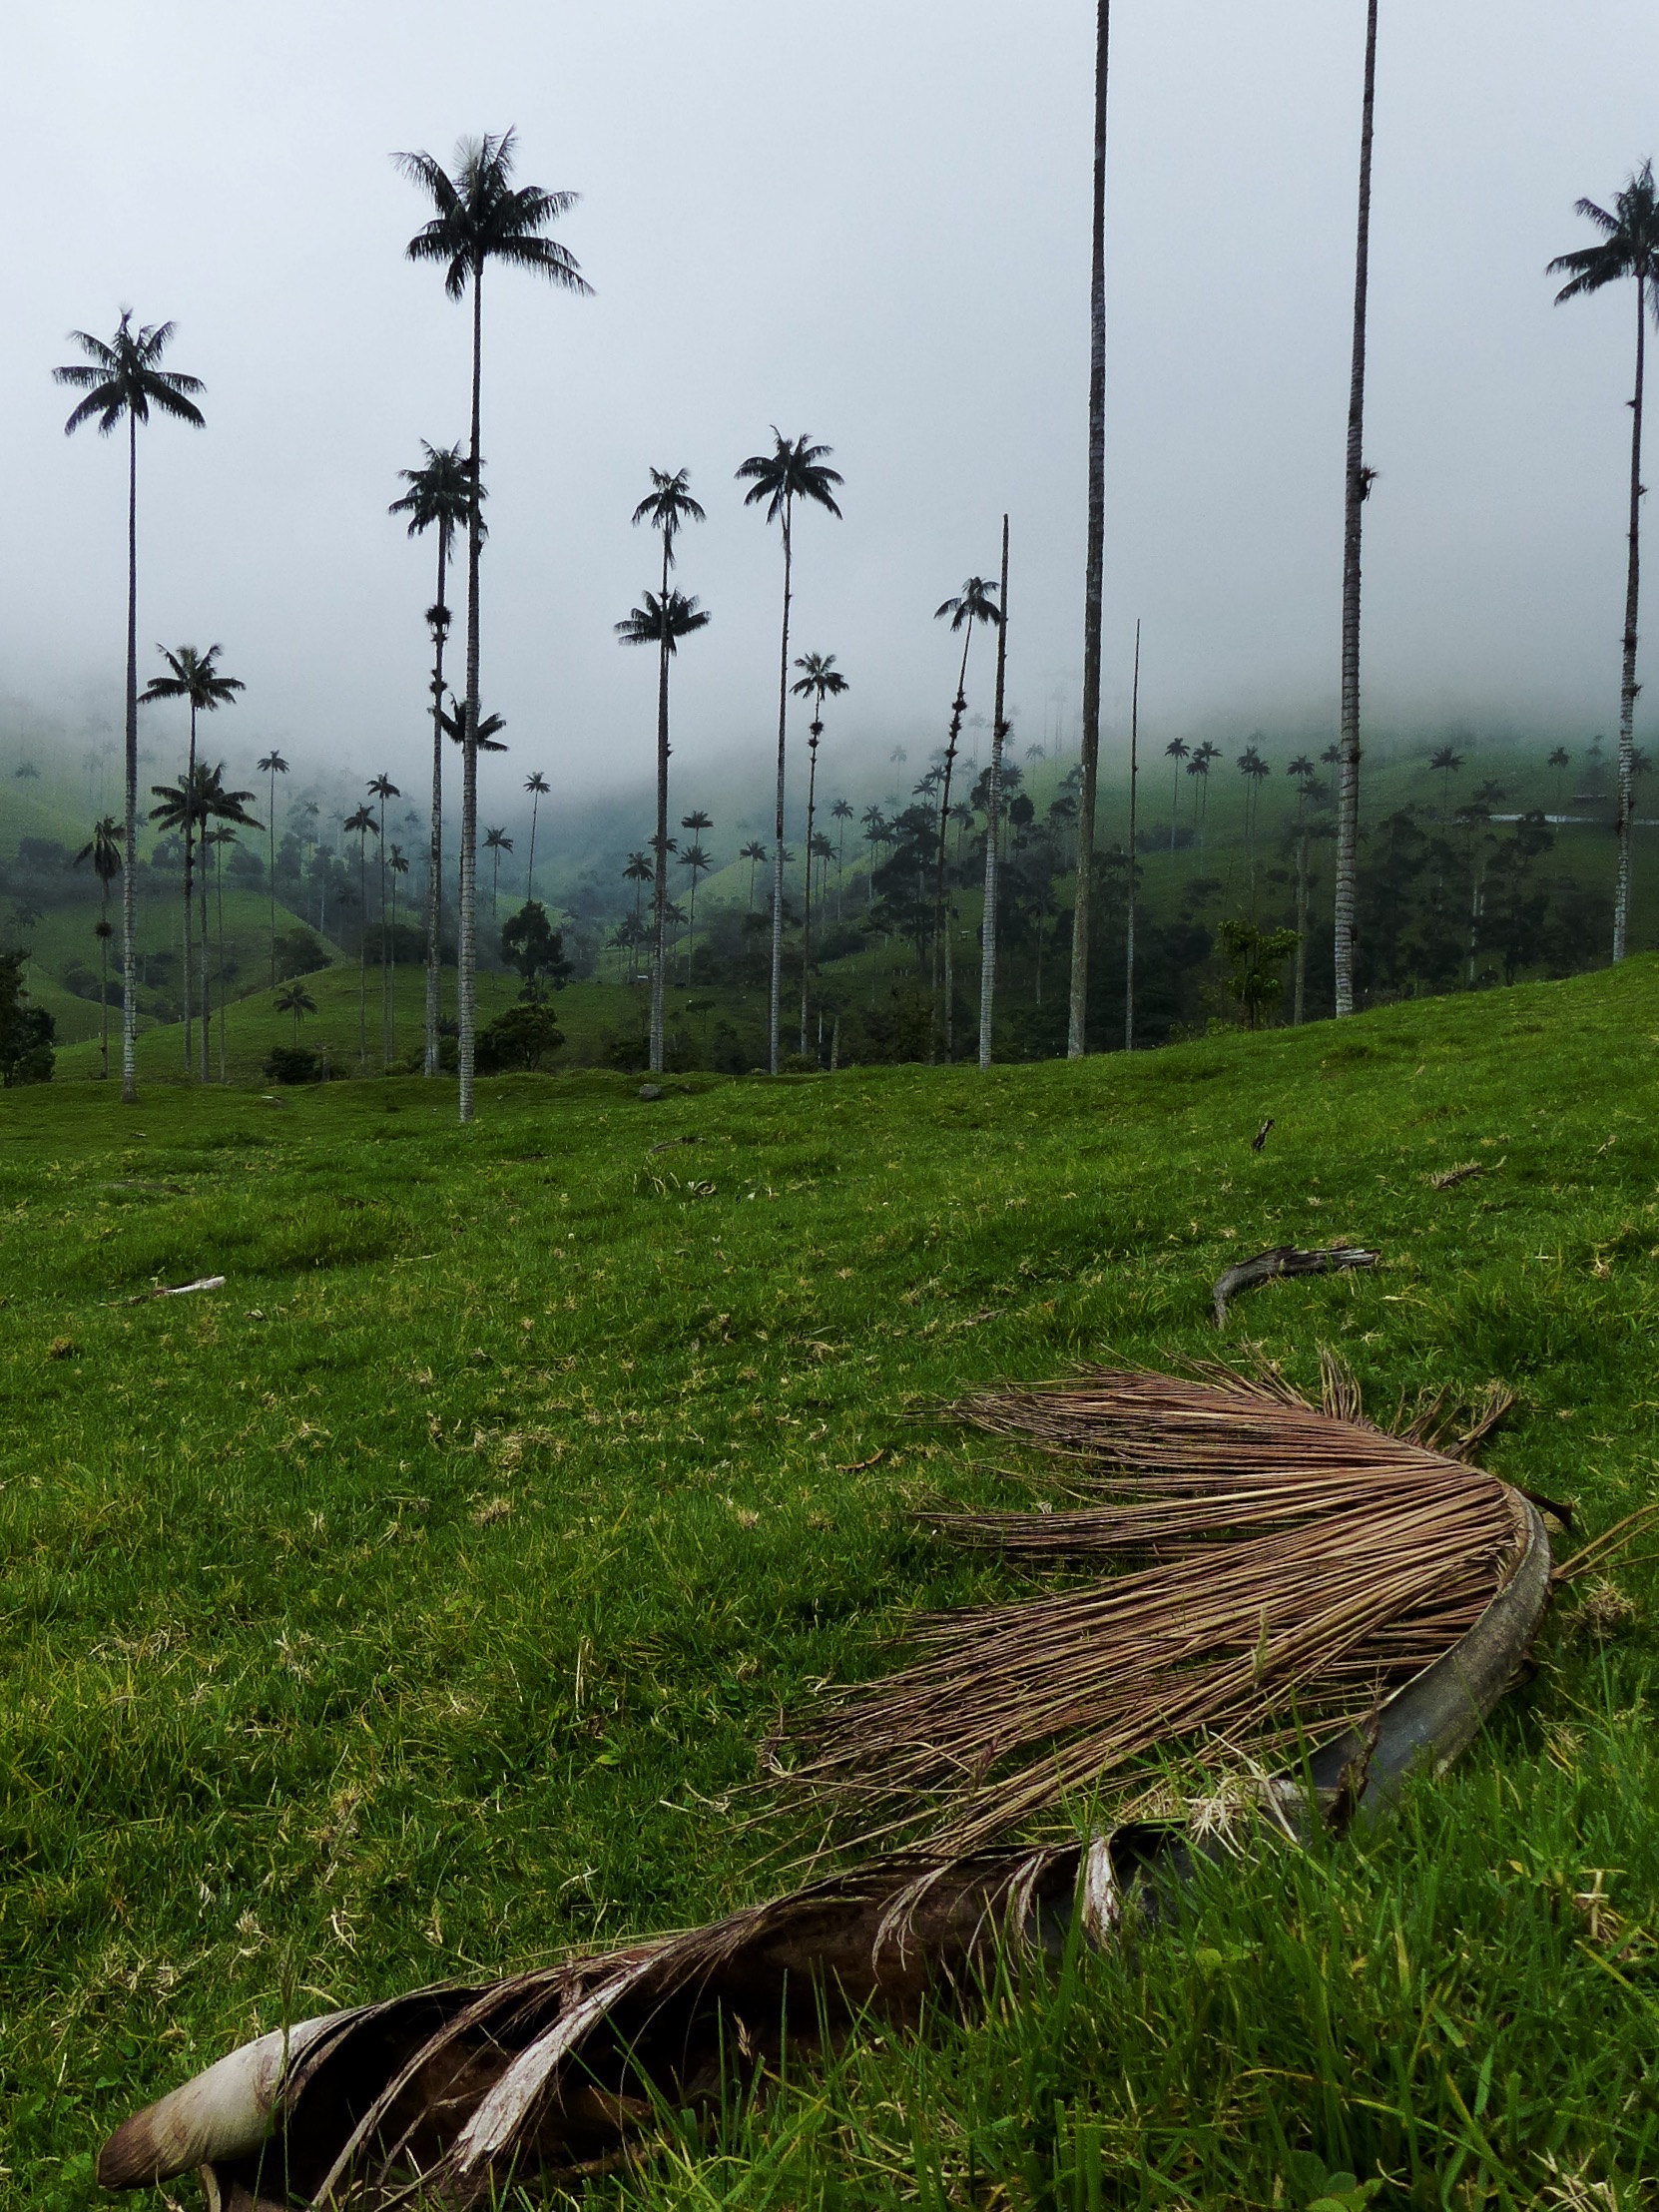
[
  {"left": 1067, "top": 0, "right": 1110, "bottom": 1058},
  {"left": 1333, "top": 0, "right": 1379, "bottom": 1018},
  {"left": 978, "top": 517, "right": 1011, "bottom": 1070},
  {"left": 56, "top": 318, "right": 205, "bottom": 1100},
  {"left": 630, "top": 470, "right": 707, "bottom": 1071},
  {"left": 736, "top": 432, "right": 843, "bottom": 1073},
  {"left": 398, "top": 131, "right": 589, "bottom": 1123},
  {"left": 97, "top": 1360, "right": 1561, "bottom": 2211},
  {"left": 1549, "top": 159, "right": 1659, "bottom": 964},
  {"left": 390, "top": 441, "right": 482, "bottom": 1077}
]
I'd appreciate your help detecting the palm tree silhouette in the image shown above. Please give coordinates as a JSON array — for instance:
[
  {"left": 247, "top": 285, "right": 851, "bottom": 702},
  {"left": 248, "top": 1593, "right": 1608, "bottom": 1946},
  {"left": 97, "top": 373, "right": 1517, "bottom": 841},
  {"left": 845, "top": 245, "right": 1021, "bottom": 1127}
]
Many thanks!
[
  {"left": 1428, "top": 745, "right": 1464, "bottom": 820},
  {"left": 56, "top": 312, "right": 205, "bottom": 1102},
  {"left": 74, "top": 817, "right": 124, "bottom": 1078},
  {"left": 256, "top": 751, "right": 289, "bottom": 984},
  {"left": 738, "top": 840, "right": 768, "bottom": 913},
  {"left": 860, "top": 808, "right": 887, "bottom": 908},
  {"left": 1334, "top": 0, "right": 1381, "bottom": 1019},
  {"left": 1548, "top": 746, "right": 1571, "bottom": 817},
  {"left": 524, "top": 771, "right": 550, "bottom": 901},
  {"left": 630, "top": 469, "right": 708, "bottom": 1074},
  {"left": 397, "top": 129, "right": 590, "bottom": 1122},
  {"left": 736, "top": 430, "right": 844, "bottom": 1072},
  {"left": 343, "top": 804, "right": 379, "bottom": 1068},
  {"left": 1186, "top": 743, "right": 1220, "bottom": 859},
  {"left": 149, "top": 764, "right": 258, "bottom": 1079},
  {"left": 1164, "top": 737, "right": 1190, "bottom": 852},
  {"left": 483, "top": 830, "right": 513, "bottom": 1000},
  {"left": 1550, "top": 160, "right": 1659, "bottom": 962},
  {"left": 387, "top": 844, "right": 410, "bottom": 1057},
  {"left": 616, "top": 587, "right": 711, "bottom": 1070},
  {"left": 139, "top": 645, "right": 243, "bottom": 1077},
  {"left": 830, "top": 799, "right": 854, "bottom": 918},
  {"left": 791, "top": 651, "right": 850, "bottom": 1054},
  {"left": 369, "top": 775, "right": 401, "bottom": 1065},
  {"left": 932, "top": 581, "right": 1000, "bottom": 1055},
  {"left": 275, "top": 980, "right": 316, "bottom": 1045},
  {"left": 391, "top": 439, "right": 482, "bottom": 1078},
  {"left": 623, "top": 849, "right": 654, "bottom": 931},
  {"left": 678, "top": 842, "right": 713, "bottom": 983}
]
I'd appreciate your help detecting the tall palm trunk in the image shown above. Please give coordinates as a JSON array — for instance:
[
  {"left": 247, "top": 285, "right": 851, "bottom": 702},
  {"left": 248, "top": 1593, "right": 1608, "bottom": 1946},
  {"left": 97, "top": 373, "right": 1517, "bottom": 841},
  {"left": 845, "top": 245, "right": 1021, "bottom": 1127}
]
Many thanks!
[
  {"left": 768, "top": 503, "right": 795, "bottom": 1074},
  {"left": 1334, "top": 0, "right": 1379, "bottom": 1018},
  {"left": 527, "top": 792, "right": 540, "bottom": 903},
  {"left": 216, "top": 840, "right": 228, "bottom": 1084},
  {"left": 979, "top": 516, "right": 1010, "bottom": 1070},
  {"left": 800, "top": 728, "right": 821, "bottom": 1056},
  {"left": 650, "top": 535, "right": 671, "bottom": 1075},
  {"left": 200, "top": 818, "right": 212, "bottom": 1083},
  {"left": 424, "top": 525, "right": 450, "bottom": 1079},
  {"left": 1124, "top": 618, "right": 1140, "bottom": 1051},
  {"left": 1614, "top": 272, "right": 1647, "bottom": 961},
  {"left": 99, "top": 887, "right": 112, "bottom": 1078},
  {"left": 122, "top": 416, "right": 140, "bottom": 1103},
  {"left": 1067, "top": 0, "right": 1110, "bottom": 1059},
  {"left": 182, "top": 702, "right": 197, "bottom": 1076},
  {"left": 267, "top": 769, "right": 277, "bottom": 986},
  {"left": 1294, "top": 827, "right": 1310, "bottom": 1024},
  {"left": 932, "top": 629, "right": 975, "bottom": 1060},
  {"left": 357, "top": 834, "right": 369, "bottom": 1069},
  {"left": 458, "top": 266, "right": 485, "bottom": 1123}
]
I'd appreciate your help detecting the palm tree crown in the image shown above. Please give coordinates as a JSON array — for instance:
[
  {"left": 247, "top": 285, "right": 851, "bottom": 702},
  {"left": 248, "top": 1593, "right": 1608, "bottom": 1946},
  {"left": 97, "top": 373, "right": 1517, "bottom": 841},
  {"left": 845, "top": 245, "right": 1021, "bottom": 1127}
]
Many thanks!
[
  {"left": 933, "top": 578, "right": 1002, "bottom": 639},
  {"left": 615, "top": 590, "right": 711, "bottom": 654},
  {"left": 736, "top": 432, "right": 843, "bottom": 525},
  {"left": 791, "top": 651, "right": 851, "bottom": 716},
  {"left": 389, "top": 439, "right": 485, "bottom": 544},
  {"left": 632, "top": 468, "right": 706, "bottom": 563},
  {"left": 396, "top": 131, "right": 591, "bottom": 303},
  {"left": 1549, "top": 163, "right": 1659, "bottom": 306},
  {"left": 55, "top": 312, "right": 205, "bottom": 437},
  {"left": 139, "top": 644, "right": 244, "bottom": 717}
]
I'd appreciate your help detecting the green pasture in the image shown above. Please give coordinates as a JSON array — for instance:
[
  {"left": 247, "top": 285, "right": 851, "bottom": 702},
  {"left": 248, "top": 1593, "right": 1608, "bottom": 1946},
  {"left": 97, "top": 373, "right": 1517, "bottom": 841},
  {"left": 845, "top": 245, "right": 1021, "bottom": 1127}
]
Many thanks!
[{"left": 4, "top": 962, "right": 1659, "bottom": 2206}]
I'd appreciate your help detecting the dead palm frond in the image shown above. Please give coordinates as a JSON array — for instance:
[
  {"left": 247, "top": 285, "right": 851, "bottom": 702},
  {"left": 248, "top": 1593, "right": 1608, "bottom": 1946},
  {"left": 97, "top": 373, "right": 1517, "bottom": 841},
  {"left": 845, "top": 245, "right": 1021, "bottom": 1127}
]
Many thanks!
[{"left": 768, "top": 1362, "right": 1546, "bottom": 1855}]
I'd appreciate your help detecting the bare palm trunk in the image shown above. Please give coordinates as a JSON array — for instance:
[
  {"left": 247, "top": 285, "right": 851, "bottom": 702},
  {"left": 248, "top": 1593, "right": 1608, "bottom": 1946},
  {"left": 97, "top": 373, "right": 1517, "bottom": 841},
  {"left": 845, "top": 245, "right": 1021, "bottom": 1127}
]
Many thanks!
[
  {"left": 931, "top": 629, "right": 974, "bottom": 1060},
  {"left": 801, "top": 728, "right": 820, "bottom": 1057},
  {"left": 1125, "top": 617, "right": 1140, "bottom": 1051},
  {"left": 458, "top": 267, "right": 484, "bottom": 1124},
  {"left": 182, "top": 702, "right": 198, "bottom": 1077},
  {"left": 200, "top": 827, "right": 212, "bottom": 1084},
  {"left": 1614, "top": 272, "right": 1647, "bottom": 961},
  {"left": 979, "top": 516, "right": 1011, "bottom": 1070},
  {"left": 1294, "top": 829, "right": 1310, "bottom": 1024},
  {"left": 769, "top": 505, "right": 794, "bottom": 1075},
  {"left": 268, "top": 771, "right": 277, "bottom": 987},
  {"left": 122, "top": 416, "right": 140, "bottom": 1103},
  {"left": 99, "top": 887, "right": 111, "bottom": 1078},
  {"left": 650, "top": 536, "right": 671, "bottom": 1075},
  {"left": 216, "top": 842, "right": 228, "bottom": 1084},
  {"left": 357, "top": 837, "right": 368, "bottom": 1068},
  {"left": 1067, "top": 0, "right": 1110, "bottom": 1059},
  {"left": 424, "top": 527, "right": 449, "bottom": 1079},
  {"left": 1334, "top": 0, "right": 1379, "bottom": 1018}
]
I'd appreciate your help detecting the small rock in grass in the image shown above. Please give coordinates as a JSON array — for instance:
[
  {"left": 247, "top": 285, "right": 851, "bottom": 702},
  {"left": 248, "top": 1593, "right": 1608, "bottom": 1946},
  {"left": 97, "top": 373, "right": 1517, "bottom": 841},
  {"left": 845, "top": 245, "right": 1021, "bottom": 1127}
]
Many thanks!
[{"left": 638, "top": 1083, "right": 663, "bottom": 1101}]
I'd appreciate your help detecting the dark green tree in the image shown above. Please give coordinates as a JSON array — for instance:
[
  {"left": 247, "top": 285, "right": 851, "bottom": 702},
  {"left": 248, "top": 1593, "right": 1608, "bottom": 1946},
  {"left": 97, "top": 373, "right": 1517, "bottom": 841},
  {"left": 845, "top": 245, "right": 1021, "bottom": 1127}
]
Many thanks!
[
  {"left": 500, "top": 900, "right": 572, "bottom": 1000},
  {"left": 0, "top": 951, "right": 54, "bottom": 1086}
]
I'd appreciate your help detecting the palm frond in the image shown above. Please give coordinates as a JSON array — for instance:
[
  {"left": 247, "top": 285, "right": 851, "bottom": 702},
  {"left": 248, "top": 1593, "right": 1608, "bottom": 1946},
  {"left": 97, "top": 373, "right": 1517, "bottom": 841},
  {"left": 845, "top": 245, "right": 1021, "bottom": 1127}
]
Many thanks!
[{"left": 768, "top": 1364, "right": 1546, "bottom": 1854}]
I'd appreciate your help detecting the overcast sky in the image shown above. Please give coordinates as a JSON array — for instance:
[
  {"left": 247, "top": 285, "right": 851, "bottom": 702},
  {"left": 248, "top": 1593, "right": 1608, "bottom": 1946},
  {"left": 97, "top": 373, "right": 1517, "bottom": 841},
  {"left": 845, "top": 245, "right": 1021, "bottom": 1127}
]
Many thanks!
[{"left": 4, "top": 0, "right": 1658, "bottom": 820}]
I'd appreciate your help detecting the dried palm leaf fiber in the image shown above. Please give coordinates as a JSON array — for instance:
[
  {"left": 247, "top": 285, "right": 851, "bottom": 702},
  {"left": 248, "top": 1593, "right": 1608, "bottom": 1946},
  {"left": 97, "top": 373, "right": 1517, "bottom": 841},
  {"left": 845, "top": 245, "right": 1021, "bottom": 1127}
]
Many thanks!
[
  {"left": 98, "top": 1521, "right": 1551, "bottom": 2211},
  {"left": 771, "top": 1359, "right": 1550, "bottom": 1855}
]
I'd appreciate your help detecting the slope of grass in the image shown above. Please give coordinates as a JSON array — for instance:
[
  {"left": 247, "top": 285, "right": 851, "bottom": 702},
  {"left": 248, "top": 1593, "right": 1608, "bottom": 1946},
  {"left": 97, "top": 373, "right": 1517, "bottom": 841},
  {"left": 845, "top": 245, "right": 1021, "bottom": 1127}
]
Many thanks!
[{"left": 3, "top": 964, "right": 1659, "bottom": 2207}]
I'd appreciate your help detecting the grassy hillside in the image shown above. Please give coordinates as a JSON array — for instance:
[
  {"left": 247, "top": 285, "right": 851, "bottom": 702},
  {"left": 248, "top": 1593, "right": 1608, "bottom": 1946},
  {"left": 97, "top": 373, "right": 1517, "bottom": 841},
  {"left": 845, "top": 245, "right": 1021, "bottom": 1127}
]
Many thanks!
[{"left": 4, "top": 962, "right": 1658, "bottom": 2205}]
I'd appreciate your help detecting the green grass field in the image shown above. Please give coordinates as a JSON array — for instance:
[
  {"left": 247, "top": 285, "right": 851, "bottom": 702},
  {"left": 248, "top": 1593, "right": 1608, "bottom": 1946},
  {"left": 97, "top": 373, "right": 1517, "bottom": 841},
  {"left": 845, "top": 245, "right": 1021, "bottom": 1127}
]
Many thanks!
[{"left": 5, "top": 964, "right": 1659, "bottom": 2207}]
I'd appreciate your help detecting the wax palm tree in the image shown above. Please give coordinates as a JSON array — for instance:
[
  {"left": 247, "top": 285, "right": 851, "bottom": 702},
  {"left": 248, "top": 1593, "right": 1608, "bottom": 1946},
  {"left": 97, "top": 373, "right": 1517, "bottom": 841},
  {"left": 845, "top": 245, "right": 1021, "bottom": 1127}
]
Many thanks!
[
  {"left": 1237, "top": 743, "right": 1270, "bottom": 905},
  {"left": 524, "top": 771, "right": 550, "bottom": 900},
  {"left": 1550, "top": 160, "right": 1659, "bottom": 962},
  {"left": 978, "top": 517, "right": 1013, "bottom": 1071},
  {"left": 830, "top": 799, "right": 854, "bottom": 918},
  {"left": 1424, "top": 744, "right": 1463, "bottom": 821},
  {"left": 367, "top": 774, "right": 401, "bottom": 1062},
  {"left": 1164, "top": 737, "right": 1189, "bottom": 852},
  {"left": 74, "top": 817, "right": 124, "bottom": 1078},
  {"left": 343, "top": 803, "right": 378, "bottom": 1068},
  {"left": 387, "top": 844, "right": 409, "bottom": 1057},
  {"left": 1547, "top": 746, "right": 1571, "bottom": 816},
  {"left": 1068, "top": 0, "right": 1111, "bottom": 1058},
  {"left": 397, "top": 130, "right": 590, "bottom": 1122},
  {"left": 148, "top": 764, "right": 258, "bottom": 1079},
  {"left": 739, "top": 839, "right": 768, "bottom": 912},
  {"left": 200, "top": 825, "right": 239, "bottom": 1081},
  {"left": 616, "top": 587, "right": 711, "bottom": 1070},
  {"left": 678, "top": 842, "right": 713, "bottom": 983},
  {"left": 391, "top": 440, "right": 481, "bottom": 1078},
  {"left": 736, "top": 430, "right": 844, "bottom": 1072},
  {"left": 931, "top": 582, "right": 1000, "bottom": 1054},
  {"left": 56, "top": 312, "right": 205, "bottom": 1101},
  {"left": 138, "top": 644, "right": 243, "bottom": 1077},
  {"left": 791, "top": 651, "right": 850, "bottom": 1053},
  {"left": 630, "top": 469, "right": 708, "bottom": 1072},
  {"left": 1186, "top": 743, "right": 1220, "bottom": 859},
  {"left": 256, "top": 751, "right": 289, "bottom": 982},
  {"left": 275, "top": 980, "right": 316, "bottom": 1045},
  {"left": 623, "top": 849, "right": 654, "bottom": 929},
  {"left": 860, "top": 808, "right": 887, "bottom": 907},
  {"left": 1334, "top": 0, "right": 1381, "bottom": 1018},
  {"left": 484, "top": 827, "right": 513, "bottom": 932}
]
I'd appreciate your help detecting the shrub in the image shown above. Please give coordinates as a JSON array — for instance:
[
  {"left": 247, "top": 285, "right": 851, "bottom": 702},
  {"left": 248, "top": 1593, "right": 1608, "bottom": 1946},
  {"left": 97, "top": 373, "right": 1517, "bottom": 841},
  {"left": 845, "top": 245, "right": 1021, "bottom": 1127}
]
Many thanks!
[
  {"left": 475, "top": 1004, "right": 565, "bottom": 1073},
  {"left": 0, "top": 952, "right": 54, "bottom": 1086},
  {"left": 264, "top": 1044, "right": 323, "bottom": 1085}
]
